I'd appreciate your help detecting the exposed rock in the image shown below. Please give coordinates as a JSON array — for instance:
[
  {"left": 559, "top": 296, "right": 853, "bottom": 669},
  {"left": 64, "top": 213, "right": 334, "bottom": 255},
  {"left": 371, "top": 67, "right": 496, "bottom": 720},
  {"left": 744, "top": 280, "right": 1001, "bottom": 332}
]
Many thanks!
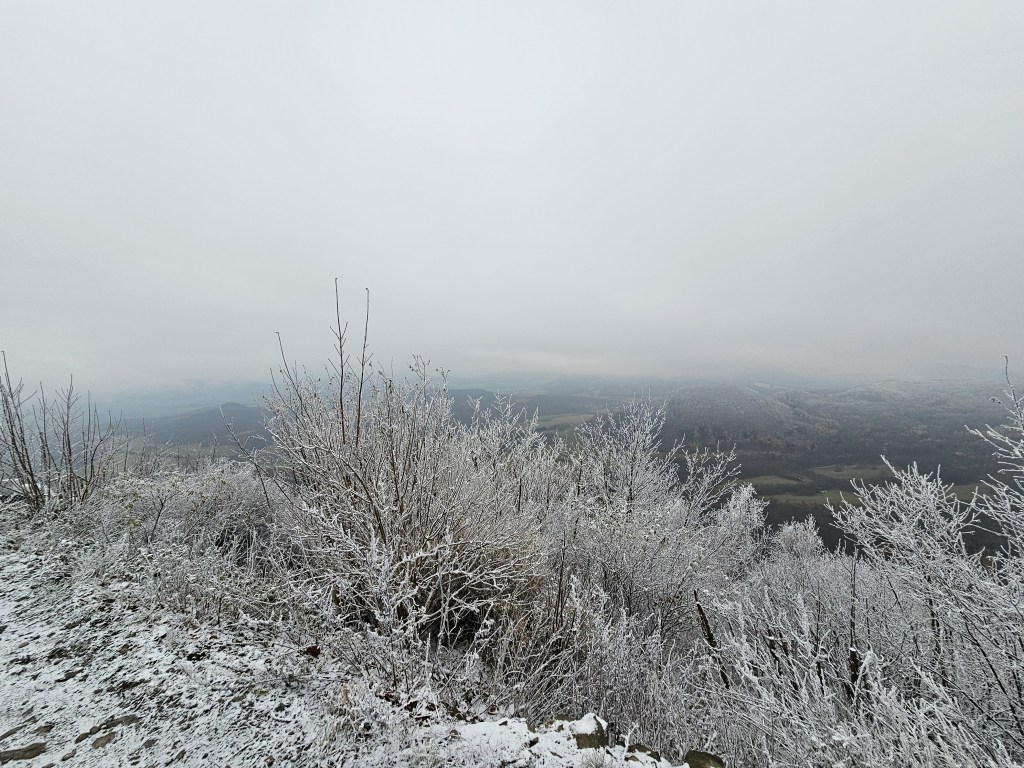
[
  {"left": 568, "top": 713, "right": 607, "bottom": 750},
  {"left": 684, "top": 749, "right": 726, "bottom": 768},
  {"left": 91, "top": 732, "right": 116, "bottom": 749},
  {"left": 627, "top": 742, "right": 660, "bottom": 761},
  {"left": 74, "top": 713, "right": 140, "bottom": 746},
  {"left": 0, "top": 742, "right": 47, "bottom": 763},
  {"left": 0, "top": 724, "right": 26, "bottom": 743},
  {"left": 101, "top": 714, "right": 140, "bottom": 730}
]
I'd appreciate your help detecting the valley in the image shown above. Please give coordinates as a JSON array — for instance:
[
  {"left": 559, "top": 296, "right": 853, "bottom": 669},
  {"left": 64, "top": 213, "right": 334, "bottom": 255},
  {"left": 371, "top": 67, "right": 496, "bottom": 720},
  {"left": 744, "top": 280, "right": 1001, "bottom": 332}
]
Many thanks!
[{"left": 122, "top": 376, "right": 1010, "bottom": 549}]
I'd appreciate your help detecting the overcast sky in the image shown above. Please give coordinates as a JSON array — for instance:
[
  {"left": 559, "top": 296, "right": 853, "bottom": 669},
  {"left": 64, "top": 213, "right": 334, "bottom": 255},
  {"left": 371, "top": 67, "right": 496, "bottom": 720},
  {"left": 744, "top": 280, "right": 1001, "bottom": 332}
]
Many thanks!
[{"left": 2, "top": 1, "right": 1023, "bottom": 398}]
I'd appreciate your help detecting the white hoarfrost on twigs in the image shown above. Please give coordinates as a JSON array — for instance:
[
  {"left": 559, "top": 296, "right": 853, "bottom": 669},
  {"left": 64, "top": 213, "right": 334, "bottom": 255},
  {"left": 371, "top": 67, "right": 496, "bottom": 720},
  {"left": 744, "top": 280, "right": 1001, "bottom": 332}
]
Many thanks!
[
  {"left": 5, "top": 337, "right": 1024, "bottom": 767},
  {"left": 0, "top": 506, "right": 684, "bottom": 767}
]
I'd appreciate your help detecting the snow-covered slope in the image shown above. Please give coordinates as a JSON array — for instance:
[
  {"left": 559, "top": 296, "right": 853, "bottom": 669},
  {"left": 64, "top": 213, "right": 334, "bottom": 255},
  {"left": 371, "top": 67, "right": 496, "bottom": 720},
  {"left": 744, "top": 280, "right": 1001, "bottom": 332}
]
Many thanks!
[{"left": 0, "top": 510, "right": 689, "bottom": 767}]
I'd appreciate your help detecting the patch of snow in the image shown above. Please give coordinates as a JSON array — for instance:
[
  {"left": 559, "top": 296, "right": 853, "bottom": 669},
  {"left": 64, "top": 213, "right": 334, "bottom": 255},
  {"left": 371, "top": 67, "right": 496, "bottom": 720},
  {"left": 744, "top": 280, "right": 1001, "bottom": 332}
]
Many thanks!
[{"left": 568, "top": 712, "right": 606, "bottom": 736}]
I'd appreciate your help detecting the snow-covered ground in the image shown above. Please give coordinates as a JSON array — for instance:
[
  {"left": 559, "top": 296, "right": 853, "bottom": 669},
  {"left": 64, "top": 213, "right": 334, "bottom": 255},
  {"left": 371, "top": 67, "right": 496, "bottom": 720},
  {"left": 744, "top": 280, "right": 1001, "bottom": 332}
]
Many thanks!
[{"left": 0, "top": 508, "right": 689, "bottom": 767}]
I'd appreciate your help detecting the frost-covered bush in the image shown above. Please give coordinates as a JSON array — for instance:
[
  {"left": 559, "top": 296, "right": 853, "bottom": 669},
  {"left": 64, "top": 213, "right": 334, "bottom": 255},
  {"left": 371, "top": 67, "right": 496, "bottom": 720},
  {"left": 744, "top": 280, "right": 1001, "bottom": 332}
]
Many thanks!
[
  {"left": 828, "top": 464, "right": 1024, "bottom": 763},
  {"left": 673, "top": 394, "right": 1024, "bottom": 766},
  {"left": 549, "top": 403, "right": 761, "bottom": 648},
  {"left": 57, "top": 459, "right": 279, "bottom": 619},
  {"left": 22, "top": 300, "right": 1024, "bottom": 767},
  {"left": 256, "top": 345, "right": 551, "bottom": 697},
  {"left": 253, "top": 313, "right": 788, "bottom": 755},
  {"left": 319, "top": 675, "right": 437, "bottom": 760},
  {"left": 0, "top": 356, "right": 136, "bottom": 515}
]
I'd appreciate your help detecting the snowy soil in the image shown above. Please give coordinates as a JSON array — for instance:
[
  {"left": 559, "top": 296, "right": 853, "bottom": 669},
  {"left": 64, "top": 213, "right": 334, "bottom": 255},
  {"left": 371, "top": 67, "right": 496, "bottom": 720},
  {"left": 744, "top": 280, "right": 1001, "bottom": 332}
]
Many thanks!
[
  {"left": 0, "top": 512, "right": 685, "bottom": 767},
  {"left": 0, "top": 540, "right": 326, "bottom": 766}
]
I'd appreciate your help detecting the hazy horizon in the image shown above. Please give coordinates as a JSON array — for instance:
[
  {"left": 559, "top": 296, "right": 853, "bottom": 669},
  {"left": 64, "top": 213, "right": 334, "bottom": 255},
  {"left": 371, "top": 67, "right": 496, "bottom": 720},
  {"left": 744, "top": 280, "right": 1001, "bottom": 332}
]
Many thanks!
[
  {"left": 3, "top": 2, "right": 1023, "bottom": 395},
  {"left": 83, "top": 366, "right": 1018, "bottom": 420}
]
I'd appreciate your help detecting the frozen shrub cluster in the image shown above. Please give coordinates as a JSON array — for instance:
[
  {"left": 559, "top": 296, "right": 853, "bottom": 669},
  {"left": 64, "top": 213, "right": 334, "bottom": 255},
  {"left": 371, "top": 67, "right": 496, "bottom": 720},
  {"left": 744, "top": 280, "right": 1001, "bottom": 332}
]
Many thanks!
[
  {"left": 674, "top": 393, "right": 1024, "bottom": 767},
  {"left": 48, "top": 459, "right": 279, "bottom": 620},
  {"left": 4, "top": 313, "right": 1024, "bottom": 766},
  {"left": 256, "top": 356, "right": 548, "bottom": 695},
  {"left": 1, "top": 352, "right": 134, "bottom": 515}
]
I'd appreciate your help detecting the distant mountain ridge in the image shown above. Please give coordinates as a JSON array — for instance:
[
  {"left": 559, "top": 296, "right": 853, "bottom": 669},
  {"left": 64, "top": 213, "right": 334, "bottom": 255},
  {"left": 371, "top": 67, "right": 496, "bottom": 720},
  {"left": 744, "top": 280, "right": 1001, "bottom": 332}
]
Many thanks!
[
  {"left": 120, "top": 377, "right": 1009, "bottom": 487},
  {"left": 663, "top": 378, "right": 1005, "bottom": 482},
  {"left": 126, "top": 402, "right": 269, "bottom": 449}
]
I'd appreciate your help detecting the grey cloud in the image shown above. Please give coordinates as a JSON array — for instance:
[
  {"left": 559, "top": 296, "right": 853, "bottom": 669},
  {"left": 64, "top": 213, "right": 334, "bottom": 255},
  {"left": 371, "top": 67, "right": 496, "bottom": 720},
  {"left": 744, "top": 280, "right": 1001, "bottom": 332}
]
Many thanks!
[{"left": 2, "top": 1, "right": 1023, "bottom": 397}]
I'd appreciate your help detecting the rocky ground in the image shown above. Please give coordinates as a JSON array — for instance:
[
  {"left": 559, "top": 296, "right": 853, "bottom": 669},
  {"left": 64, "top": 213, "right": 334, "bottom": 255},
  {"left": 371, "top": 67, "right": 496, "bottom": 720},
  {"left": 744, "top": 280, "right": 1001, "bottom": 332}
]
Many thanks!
[
  {"left": 0, "top": 509, "right": 694, "bottom": 767},
  {"left": 0, "top": 528, "right": 327, "bottom": 766}
]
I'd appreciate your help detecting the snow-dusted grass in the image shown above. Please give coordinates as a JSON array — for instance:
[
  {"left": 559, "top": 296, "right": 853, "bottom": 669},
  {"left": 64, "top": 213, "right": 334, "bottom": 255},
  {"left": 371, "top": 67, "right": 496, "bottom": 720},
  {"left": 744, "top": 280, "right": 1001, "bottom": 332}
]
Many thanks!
[
  {"left": 0, "top": 509, "right": 326, "bottom": 766},
  {"left": 0, "top": 507, "right": 684, "bottom": 766}
]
